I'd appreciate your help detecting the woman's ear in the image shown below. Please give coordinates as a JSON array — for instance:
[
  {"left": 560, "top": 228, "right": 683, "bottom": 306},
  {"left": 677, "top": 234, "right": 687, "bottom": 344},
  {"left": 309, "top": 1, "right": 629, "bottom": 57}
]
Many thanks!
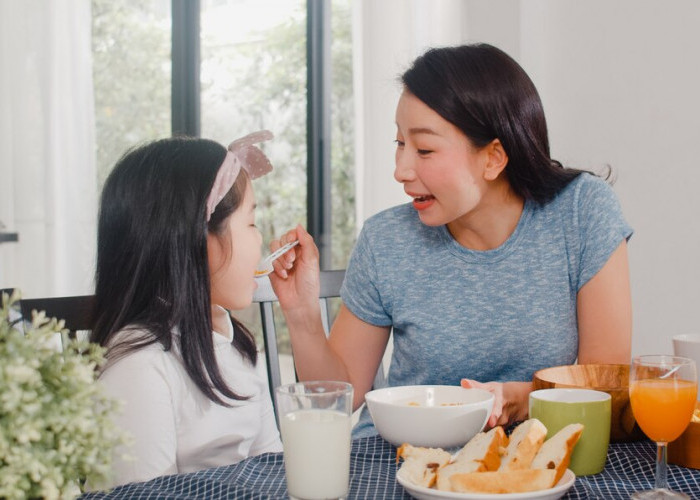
[{"left": 483, "top": 139, "right": 508, "bottom": 181}]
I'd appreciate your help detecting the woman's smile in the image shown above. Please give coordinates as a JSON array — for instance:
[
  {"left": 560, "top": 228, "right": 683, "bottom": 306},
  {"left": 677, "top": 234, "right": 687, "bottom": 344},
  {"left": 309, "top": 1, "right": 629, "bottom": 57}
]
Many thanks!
[{"left": 408, "top": 192, "right": 436, "bottom": 211}]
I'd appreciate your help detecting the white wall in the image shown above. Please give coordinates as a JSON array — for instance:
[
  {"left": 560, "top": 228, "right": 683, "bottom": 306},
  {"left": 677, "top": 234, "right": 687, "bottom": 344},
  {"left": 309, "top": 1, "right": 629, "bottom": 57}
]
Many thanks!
[{"left": 354, "top": 0, "right": 700, "bottom": 357}]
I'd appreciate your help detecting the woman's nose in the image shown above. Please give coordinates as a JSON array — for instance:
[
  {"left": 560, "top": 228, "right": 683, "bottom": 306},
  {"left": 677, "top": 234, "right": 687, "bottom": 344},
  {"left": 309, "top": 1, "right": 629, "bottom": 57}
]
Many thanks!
[{"left": 394, "top": 151, "right": 416, "bottom": 183}]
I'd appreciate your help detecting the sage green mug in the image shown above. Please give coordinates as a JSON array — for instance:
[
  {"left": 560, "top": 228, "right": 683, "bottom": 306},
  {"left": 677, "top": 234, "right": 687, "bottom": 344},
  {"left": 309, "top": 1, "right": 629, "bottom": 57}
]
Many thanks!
[{"left": 529, "top": 388, "right": 611, "bottom": 476}]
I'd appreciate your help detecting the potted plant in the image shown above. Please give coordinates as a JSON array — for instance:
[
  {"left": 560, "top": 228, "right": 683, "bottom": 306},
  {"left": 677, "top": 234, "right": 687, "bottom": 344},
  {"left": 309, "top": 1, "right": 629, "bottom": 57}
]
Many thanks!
[{"left": 0, "top": 291, "right": 126, "bottom": 499}]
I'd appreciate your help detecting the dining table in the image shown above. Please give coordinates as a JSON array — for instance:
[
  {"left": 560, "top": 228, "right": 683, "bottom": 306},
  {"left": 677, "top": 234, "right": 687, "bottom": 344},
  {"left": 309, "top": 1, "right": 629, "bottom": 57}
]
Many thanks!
[{"left": 81, "top": 434, "right": 699, "bottom": 499}]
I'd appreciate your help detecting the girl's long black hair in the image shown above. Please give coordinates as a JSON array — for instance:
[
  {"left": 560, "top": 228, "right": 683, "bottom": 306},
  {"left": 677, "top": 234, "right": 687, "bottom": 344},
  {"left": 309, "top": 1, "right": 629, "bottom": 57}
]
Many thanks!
[
  {"left": 91, "top": 136, "right": 257, "bottom": 405},
  {"left": 402, "top": 43, "right": 593, "bottom": 204}
]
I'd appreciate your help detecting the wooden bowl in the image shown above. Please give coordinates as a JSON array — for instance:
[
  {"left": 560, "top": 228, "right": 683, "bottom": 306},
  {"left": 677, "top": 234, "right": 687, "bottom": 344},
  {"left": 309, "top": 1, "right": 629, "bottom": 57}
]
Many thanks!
[
  {"left": 669, "top": 402, "right": 700, "bottom": 469},
  {"left": 532, "top": 364, "right": 645, "bottom": 442}
]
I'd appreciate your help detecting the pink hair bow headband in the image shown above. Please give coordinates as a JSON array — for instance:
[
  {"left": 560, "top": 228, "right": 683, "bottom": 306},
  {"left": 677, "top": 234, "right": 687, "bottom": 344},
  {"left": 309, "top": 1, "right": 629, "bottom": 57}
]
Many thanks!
[{"left": 206, "top": 130, "right": 274, "bottom": 221}]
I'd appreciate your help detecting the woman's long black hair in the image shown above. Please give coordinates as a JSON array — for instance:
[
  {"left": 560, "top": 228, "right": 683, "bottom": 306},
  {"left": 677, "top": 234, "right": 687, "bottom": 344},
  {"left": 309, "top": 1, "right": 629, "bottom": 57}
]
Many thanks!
[
  {"left": 402, "top": 43, "right": 591, "bottom": 204},
  {"left": 91, "top": 136, "right": 257, "bottom": 405}
]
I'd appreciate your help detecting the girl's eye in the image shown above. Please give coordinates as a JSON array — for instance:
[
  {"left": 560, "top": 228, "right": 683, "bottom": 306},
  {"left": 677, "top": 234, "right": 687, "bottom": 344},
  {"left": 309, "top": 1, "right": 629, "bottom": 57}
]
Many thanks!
[
  {"left": 394, "top": 139, "right": 405, "bottom": 147},
  {"left": 417, "top": 149, "right": 433, "bottom": 156}
]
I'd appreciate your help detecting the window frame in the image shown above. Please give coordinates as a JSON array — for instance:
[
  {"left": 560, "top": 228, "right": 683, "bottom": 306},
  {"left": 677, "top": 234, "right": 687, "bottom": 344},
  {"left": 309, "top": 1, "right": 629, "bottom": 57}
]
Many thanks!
[{"left": 171, "top": 0, "right": 334, "bottom": 268}]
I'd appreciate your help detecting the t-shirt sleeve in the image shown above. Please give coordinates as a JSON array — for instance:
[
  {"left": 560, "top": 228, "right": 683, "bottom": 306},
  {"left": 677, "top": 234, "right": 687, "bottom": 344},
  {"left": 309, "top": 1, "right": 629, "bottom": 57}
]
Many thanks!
[
  {"left": 575, "top": 175, "right": 633, "bottom": 290},
  {"left": 97, "top": 347, "right": 178, "bottom": 487},
  {"left": 340, "top": 224, "right": 393, "bottom": 327}
]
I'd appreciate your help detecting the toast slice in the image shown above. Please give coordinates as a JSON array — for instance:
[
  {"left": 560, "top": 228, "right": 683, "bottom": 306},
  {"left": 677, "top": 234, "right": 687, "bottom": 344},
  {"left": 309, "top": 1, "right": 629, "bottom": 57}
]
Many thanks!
[
  {"left": 396, "top": 443, "right": 452, "bottom": 488},
  {"left": 498, "top": 418, "right": 548, "bottom": 471},
  {"left": 449, "top": 469, "right": 558, "bottom": 494},
  {"left": 531, "top": 423, "right": 584, "bottom": 484},
  {"left": 435, "top": 426, "right": 508, "bottom": 491}
]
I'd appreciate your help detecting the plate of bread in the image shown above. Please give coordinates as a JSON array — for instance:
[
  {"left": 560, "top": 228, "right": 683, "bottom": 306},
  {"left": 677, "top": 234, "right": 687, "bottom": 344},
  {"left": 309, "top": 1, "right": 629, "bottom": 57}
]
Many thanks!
[{"left": 396, "top": 418, "right": 581, "bottom": 499}]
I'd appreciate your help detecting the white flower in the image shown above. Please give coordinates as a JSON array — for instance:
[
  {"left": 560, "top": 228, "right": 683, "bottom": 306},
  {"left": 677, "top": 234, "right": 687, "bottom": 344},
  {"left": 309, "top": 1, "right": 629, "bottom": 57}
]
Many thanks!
[
  {"left": 0, "top": 292, "right": 128, "bottom": 500},
  {"left": 7, "top": 363, "right": 39, "bottom": 381},
  {"left": 15, "top": 426, "right": 41, "bottom": 444},
  {"left": 39, "top": 478, "right": 60, "bottom": 500}
]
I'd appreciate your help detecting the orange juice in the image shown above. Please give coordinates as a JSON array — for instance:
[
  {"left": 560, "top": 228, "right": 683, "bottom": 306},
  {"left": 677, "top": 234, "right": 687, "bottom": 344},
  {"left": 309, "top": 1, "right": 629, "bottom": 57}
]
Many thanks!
[{"left": 630, "top": 379, "right": 698, "bottom": 442}]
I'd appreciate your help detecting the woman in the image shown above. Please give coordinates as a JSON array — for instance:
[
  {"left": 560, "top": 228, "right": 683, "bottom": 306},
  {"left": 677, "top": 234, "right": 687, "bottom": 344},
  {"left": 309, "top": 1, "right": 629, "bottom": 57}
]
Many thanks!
[{"left": 270, "top": 43, "right": 632, "bottom": 436}]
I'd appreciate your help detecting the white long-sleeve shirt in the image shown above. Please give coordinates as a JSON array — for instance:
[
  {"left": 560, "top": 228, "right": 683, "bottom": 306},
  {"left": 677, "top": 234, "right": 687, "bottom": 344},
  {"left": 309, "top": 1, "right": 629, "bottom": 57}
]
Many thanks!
[{"left": 96, "top": 315, "right": 282, "bottom": 488}]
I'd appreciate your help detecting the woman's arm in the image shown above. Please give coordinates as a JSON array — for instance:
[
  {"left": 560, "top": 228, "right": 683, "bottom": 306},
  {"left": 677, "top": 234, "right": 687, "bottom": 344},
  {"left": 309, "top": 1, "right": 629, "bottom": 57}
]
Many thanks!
[
  {"left": 576, "top": 240, "right": 632, "bottom": 364},
  {"left": 269, "top": 225, "right": 390, "bottom": 410},
  {"left": 284, "top": 304, "right": 390, "bottom": 410},
  {"left": 328, "top": 306, "right": 390, "bottom": 409}
]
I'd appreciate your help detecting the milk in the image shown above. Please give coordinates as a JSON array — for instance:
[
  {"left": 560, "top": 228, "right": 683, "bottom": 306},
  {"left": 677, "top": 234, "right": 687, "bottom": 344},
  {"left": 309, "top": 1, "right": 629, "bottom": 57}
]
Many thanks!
[{"left": 280, "top": 409, "right": 351, "bottom": 500}]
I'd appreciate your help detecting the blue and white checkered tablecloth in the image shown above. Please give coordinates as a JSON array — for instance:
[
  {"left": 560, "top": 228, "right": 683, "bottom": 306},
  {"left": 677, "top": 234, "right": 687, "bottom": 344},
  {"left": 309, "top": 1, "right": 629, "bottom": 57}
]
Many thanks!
[{"left": 82, "top": 436, "right": 700, "bottom": 499}]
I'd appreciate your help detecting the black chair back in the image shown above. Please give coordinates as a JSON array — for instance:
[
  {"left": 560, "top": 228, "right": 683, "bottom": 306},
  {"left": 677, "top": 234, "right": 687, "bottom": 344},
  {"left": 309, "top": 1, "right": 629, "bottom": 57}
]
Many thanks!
[{"left": 19, "top": 295, "right": 95, "bottom": 339}]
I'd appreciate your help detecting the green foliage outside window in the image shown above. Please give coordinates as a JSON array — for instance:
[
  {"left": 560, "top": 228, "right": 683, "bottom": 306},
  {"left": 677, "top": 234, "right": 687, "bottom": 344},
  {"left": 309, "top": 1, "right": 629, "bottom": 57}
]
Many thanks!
[
  {"left": 92, "top": 0, "right": 355, "bottom": 355},
  {"left": 92, "top": 0, "right": 171, "bottom": 188},
  {"left": 92, "top": 0, "right": 355, "bottom": 269}
]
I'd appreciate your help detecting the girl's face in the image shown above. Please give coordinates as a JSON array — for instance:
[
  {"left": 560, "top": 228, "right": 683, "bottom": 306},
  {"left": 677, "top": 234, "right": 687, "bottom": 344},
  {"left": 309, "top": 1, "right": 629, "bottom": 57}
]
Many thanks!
[
  {"left": 394, "top": 90, "right": 498, "bottom": 227},
  {"left": 208, "top": 181, "right": 262, "bottom": 311}
]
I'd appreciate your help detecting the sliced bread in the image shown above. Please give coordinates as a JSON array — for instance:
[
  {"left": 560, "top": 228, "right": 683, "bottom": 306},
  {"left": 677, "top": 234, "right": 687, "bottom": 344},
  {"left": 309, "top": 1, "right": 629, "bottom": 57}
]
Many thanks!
[
  {"left": 396, "top": 443, "right": 452, "bottom": 488},
  {"left": 449, "top": 469, "right": 558, "bottom": 494},
  {"left": 531, "top": 423, "right": 584, "bottom": 484},
  {"left": 435, "top": 426, "right": 508, "bottom": 491},
  {"left": 498, "top": 418, "right": 548, "bottom": 471}
]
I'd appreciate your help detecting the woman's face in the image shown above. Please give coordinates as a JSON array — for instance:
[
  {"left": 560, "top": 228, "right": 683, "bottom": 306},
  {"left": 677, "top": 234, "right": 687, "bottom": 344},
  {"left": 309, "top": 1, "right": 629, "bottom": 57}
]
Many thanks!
[
  {"left": 208, "top": 181, "right": 262, "bottom": 311},
  {"left": 394, "top": 90, "right": 495, "bottom": 227}
]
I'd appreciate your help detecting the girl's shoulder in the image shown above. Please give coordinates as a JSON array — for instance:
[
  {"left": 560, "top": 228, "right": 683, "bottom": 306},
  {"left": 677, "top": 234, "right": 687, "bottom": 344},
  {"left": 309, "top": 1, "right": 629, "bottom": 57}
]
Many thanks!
[
  {"left": 106, "top": 324, "right": 160, "bottom": 351},
  {"left": 102, "top": 326, "right": 172, "bottom": 372}
]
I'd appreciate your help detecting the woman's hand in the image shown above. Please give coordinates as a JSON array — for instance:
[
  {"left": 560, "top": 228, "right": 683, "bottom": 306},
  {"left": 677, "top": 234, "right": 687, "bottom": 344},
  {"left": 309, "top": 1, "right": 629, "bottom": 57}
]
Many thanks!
[
  {"left": 460, "top": 379, "right": 532, "bottom": 428},
  {"left": 267, "top": 224, "right": 321, "bottom": 315}
]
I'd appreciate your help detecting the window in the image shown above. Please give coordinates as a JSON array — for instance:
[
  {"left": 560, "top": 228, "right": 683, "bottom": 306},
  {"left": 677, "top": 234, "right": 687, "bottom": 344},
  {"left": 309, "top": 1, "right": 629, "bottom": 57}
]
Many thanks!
[
  {"left": 92, "top": 0, "right": 354, "bottom": 268},
  {"left": 92, "top": 0, "right": 171, "bottom": 186},
  {"left": 200, "top": 0, "right": 307, "bottom": 256},
  {"left": 92, "top": 0, "right": 354, "bottom": 369}
]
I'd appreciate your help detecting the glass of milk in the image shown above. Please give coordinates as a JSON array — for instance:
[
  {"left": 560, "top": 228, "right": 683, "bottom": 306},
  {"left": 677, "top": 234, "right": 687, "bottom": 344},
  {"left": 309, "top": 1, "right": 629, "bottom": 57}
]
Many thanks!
[{"left": 275, "top": 381, "right": 353, "bottom": 500}]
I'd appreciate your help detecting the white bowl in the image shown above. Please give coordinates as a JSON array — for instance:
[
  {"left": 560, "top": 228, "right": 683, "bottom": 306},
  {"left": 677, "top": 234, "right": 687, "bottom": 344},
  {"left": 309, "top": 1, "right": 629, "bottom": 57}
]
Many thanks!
[{"left": 365, "top": 385, "right": 494, "bottom": 449}]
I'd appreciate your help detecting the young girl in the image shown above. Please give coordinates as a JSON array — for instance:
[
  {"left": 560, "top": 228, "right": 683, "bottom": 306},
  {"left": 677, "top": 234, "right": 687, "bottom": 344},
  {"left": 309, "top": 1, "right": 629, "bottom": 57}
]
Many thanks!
[
  {"left": 269, "top": 43, "right": 632, "bottom": 436},
  {"left": 90, "top": 131, "right": 282, "bottom": 487}
]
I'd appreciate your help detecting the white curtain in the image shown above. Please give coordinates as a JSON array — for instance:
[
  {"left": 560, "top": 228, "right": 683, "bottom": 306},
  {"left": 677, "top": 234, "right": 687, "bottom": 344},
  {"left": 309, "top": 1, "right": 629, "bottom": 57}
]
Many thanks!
[
  {"left": 352, "top": 0, "right": 472, "bottom": 226},
  {"left": 0, "top": 0, "right": 97, "bottom": 297}
]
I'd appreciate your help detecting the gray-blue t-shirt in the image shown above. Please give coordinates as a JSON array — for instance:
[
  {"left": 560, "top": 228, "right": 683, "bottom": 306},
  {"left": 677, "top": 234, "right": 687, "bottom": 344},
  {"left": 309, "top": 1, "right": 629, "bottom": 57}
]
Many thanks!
[{"left": 341, "top": 173, "right": 633, "bottom": 438}]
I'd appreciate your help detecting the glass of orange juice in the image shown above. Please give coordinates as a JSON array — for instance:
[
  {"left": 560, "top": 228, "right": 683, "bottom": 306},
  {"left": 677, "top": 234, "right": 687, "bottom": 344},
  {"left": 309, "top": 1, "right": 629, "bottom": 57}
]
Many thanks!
[{"left": 629, "top": 355, "right": 697, "bottom": 499}]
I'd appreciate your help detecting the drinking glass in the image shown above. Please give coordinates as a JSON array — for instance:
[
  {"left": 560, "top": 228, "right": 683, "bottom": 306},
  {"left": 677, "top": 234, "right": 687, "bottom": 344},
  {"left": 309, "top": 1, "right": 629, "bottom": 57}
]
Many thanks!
[
  {"left": 629, "top": 355, "right": 697, "bottom": 499},
  {"left": 275, "top": 381, "right": 353, "bottom": 500}
]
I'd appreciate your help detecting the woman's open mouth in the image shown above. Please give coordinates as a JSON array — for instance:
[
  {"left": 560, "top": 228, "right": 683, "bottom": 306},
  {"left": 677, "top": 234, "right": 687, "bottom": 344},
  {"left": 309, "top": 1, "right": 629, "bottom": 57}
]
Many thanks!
[{"left": 412, "top": 194, "right": 435, "bottom": 210}]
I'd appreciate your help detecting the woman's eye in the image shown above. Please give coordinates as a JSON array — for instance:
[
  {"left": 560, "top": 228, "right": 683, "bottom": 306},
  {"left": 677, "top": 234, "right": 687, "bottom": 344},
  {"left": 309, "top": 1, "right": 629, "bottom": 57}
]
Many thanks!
[
  {"left": 417, "top": 149, "right": 433, "bottom": 156},
  {"left": 394, "top": 139, "right": 405, "bottom": 147}
]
